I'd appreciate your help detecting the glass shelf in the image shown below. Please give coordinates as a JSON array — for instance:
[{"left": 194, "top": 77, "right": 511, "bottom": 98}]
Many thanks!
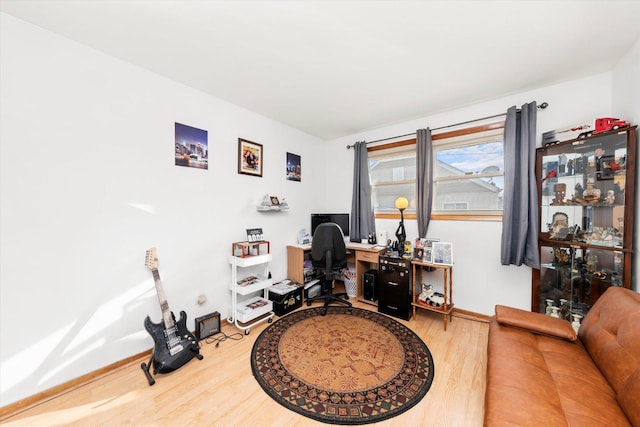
[{"left": 256, "top": 205, "right": 289, "bottom": 212}]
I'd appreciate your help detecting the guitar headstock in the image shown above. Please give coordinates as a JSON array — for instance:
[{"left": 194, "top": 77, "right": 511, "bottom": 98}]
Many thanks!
[{"left": 145, "top": 247, "right": 159, "bottom": 270}]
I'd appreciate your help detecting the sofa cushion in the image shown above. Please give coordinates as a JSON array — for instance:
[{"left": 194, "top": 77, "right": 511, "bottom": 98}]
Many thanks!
[
  {"left": 579, "top": 287, "right": 640, "bottom": 427},
  {"left": 485, "top": 317, "right": 632, "bottom": 426},
  {"left": 495, "top": 304, "right": 577, "bottom": 341}
]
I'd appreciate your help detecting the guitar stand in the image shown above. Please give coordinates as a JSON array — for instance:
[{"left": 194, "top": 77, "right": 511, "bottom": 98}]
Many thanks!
[{"left": 141, "top": 347, "right": 203, "bottom": 386}]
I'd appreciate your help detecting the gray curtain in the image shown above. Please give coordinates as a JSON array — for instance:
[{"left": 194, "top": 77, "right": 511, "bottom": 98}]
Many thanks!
[
  {"left": 350, "top": 141, "right": 375, "bottom": 242},
  {"left": 416, "top": 128, "right": 433, "bottom": 238},
  {"left": 500, "top": 102, "right": 540, "bottom": 268}
]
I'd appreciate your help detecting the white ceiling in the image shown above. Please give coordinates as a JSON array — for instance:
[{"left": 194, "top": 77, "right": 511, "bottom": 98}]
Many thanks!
[{"left": 2, "top": 1, "right": 640, "bottom": 140}]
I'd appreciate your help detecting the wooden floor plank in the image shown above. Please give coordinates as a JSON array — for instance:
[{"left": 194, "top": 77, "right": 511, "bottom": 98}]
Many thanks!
[{"left": 1, "top": 302, "right": 488, "bottom": 426}]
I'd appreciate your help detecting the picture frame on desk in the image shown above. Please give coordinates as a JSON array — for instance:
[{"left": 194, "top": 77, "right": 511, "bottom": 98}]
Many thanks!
[
  {"left": 432, "top": 242, "right": 453, "bottom": 266},
  {"left": 423, "top": 248, "right": 433, "bottom": 263}
]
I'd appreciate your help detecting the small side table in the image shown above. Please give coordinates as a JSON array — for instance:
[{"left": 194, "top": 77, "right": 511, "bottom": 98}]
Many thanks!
[{"left": 411, "top": 260, "right": 453, "bottom": 331}]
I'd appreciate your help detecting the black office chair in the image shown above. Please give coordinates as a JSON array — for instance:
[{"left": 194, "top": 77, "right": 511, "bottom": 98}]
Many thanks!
[{"left": 306, "top": 222, "right": 353, "bottom": 315}]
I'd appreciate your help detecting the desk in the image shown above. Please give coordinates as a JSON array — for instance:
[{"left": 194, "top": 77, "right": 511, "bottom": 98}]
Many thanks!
[
  {"left": 287, "top": 243, "right": 385, "bottom": 305},
  {"left": 411, "top": 260, "right": 453, "bottom": 330}
]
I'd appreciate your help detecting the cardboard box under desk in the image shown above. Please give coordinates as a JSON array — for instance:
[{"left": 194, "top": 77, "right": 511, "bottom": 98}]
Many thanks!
[{"left": 268, "top": 283, "right": 303, "bottom": 316}]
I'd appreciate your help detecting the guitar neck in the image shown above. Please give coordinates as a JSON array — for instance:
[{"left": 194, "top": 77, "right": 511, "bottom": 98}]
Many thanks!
[{"left": 152, "top": 269, "right": 175, "bottom": 329}]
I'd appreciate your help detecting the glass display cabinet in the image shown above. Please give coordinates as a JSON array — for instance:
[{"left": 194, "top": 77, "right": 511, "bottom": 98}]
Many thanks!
[{"left": 532, "top": 126, "right": 636, "bottom": 322}]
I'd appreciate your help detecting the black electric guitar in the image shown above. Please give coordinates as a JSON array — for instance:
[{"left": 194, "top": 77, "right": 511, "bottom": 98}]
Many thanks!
[{"left": 141, "top": 247, "right": 202, "bottom": 385}]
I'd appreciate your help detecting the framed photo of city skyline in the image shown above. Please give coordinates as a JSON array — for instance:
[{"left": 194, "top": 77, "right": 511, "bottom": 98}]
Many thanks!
[
  {"left": 174, "top": 122, "right": 208, "bottom": 170},
  {"left": 286, "top": 152, "right": 301, "bottom": 181}
]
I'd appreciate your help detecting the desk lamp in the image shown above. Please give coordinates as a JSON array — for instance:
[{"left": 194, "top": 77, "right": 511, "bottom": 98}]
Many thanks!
[{"left": 394, "top": 197, "right": 408, "bottom": 253}]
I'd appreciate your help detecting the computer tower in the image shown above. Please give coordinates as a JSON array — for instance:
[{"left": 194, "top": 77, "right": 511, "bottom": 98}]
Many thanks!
[{"left": 363, "top": 270, "right": 378, "bottom": 302}]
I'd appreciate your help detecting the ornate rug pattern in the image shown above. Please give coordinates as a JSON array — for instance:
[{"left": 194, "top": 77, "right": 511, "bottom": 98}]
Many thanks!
[{"left": 251, "top": 307, "right": 435, "bottom": 424}]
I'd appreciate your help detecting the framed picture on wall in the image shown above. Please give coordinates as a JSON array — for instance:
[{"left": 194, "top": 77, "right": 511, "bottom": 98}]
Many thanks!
[
  {"left": 175, "top": 122, "right": 208, "bottom": 170},
  {"left": 238, "top": 138, "right": 263, "bottom": 177},
  {"left": 286, "top": 152, "right": 301, "bottom": 181}
]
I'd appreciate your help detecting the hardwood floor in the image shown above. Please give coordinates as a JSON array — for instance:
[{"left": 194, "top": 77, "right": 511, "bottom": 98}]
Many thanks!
[{"left": 1, "top": 301, "right": 489, "bottom": 426}]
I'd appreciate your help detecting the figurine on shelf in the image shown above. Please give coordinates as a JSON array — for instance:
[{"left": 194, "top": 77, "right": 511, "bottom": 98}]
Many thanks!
[
  {"left": 582, "top": 178, "right": 601, "bottom": 204},
  {"left": 604, "top": 190, "right": 615, "bottom": 205},
  {"left": 549, "top": 212, "right": 570, "bottom": 240},
  {"left": 418, "top": 283, "right": 434, "bottom": 303},
  {"left": 559, "top": 299, "right": 570, "bottom": 319},
  {"left": 552, "top": 247, "right": 571, "bottom": 266},
  {"left": 551, "top": 183, "right": 566, "bottom": 205},
  {"left": 558, "top": 154, "right": 568, "bottom": 175},
  {"left": 585, "top": 252, "right": 598, "bottom": 273},
  {"left": 545, "top": 299, "right": 555, "bottom": 316},
  {"left": 571, "top": 313, "right": 583, "bottom": 333}
]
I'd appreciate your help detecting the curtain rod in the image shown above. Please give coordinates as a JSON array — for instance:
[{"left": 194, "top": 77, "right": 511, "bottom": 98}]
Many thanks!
[{"left": 346, "top": 102, "right": 548, "bottom": 149}]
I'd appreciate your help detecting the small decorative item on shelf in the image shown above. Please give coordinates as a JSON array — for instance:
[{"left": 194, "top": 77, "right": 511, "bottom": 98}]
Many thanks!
[
  {"left": 247, "top": 228, "right": 264, "bottom": 242},
  {"left": 256, "top": 195, "right": 289, "bottom": 211},
  {"left": 545, "top": 299, "right": 554, "bottom": 316},
  {"left": 549, "top": 212, "right": 570, "bottom": 240},
  {"left": 551, "top": 183, "right": 566, "bottom": 205},
  {"left": 582, "top": 178, "right": 601, "bottom": 203},
  {"left": 571, "top": 313, "right": 583, "bottom": 333},
  {"left": 232, "top": 240, "right": 270, "bottom": 258}
]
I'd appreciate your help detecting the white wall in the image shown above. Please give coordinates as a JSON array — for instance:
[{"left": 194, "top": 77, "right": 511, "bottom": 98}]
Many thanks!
[
  {"left": 612, "top": 38, "right": 640, "bottom": 292},
  {"left": 326, "top": 73, "right": 623, "bottom": 315},
  {"left": 0, "top": 13, "right": 324, "bottom": 406}
]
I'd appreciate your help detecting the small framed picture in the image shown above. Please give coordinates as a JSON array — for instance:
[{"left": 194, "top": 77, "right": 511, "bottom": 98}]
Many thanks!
[
  {"left": 597, "top": 155, "right": 616, "bottom": 180},
  {"left": 238, "top": 138, "right": 263, "bottom": 177},
  {"left": 246, "top": 228, "right": 264, "bottom": 242},
  {"left": 270, "top": 196, "right": 280, "bottom": 205},
  {"left": 432, "top": 242, "right": 453, "bottom": 266},
  {"left": 286, "top": 152, "right": 301, "bottom": 182},
  {"left": 420, "top": 238, "right": 439, "bottom": 249},
  {"left": 423, "top": 248, "right": 433, "bottom": 263}
]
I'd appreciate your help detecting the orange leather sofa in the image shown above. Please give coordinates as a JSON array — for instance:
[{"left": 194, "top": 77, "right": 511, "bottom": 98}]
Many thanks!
[{"left": 484, "top": 286, "right": 639, "bottom": 426}]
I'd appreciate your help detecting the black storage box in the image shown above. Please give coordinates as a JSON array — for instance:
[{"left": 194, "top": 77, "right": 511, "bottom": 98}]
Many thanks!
[{"left": 269, "top": 284, "right": 303, "bottom": 316}]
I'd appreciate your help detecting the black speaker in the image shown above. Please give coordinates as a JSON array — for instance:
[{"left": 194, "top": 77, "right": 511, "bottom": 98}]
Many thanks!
[
  {"left": 363, "top": 270, "right": 378, "bottom": 302},
  {"left": 194, "top": 311, "right": 220, "bottom": 341}
]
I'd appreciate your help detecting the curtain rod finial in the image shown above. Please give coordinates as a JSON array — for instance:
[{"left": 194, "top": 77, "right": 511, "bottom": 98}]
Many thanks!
[{"left": 538, "top": 102, "right": 549, "bottom": 109}]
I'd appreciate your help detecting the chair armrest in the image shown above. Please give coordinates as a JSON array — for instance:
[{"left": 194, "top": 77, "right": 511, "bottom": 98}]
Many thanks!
[{"left": 495, "top": 305, "right": 577, "bottom": 342}]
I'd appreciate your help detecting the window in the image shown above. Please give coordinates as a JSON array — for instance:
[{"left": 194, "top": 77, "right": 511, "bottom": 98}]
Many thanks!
[
  {"left": 369, "top": 142, "right": 417, "bottom": 214},
  {"left": 433, "top": 126, "right": 504, "bottom": 217},
  {"left": 368, "top": 123, "right": 505, "bottom": 220}
]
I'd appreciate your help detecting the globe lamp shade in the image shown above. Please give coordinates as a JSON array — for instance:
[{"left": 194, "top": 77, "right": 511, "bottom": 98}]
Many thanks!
[{"left": 395, "top": 197, "right": 409, "bottom": 211}]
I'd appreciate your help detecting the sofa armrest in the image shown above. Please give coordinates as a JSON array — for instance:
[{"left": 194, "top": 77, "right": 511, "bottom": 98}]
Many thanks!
[{"left": 495, "top": 305, "right": 577, "bottom": 341}]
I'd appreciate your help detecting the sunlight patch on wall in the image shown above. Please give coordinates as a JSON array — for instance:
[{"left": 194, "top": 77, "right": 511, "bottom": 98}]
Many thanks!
[
  {"left": 39, "top": 337, "right": 106, "bottom": 386},
  {"left": 0, "top": 322, "right": 75, "bottom": 395},
  {"left": 62, "top": 280, "right": 153, "bottom": 355},
  {"left": 128, "top": 203, "right": 157, "bottom": 215}
]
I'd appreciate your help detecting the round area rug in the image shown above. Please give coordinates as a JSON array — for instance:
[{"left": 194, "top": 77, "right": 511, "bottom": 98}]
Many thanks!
[{"left": 251, "top": 306, "right": 434, "bottom": 425}]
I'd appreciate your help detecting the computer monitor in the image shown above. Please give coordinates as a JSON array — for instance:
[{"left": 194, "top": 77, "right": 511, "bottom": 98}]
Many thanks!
[{"left": 311, "top": 213, "right": 350, "bottom": 240}]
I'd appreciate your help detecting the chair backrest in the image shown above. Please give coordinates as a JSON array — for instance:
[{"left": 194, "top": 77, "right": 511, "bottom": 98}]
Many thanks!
[{"left": 311, "top": 222, "right": 347, "bottom": 269}]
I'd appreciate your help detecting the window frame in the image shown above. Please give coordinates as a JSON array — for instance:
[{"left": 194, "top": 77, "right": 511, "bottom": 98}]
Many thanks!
[{"left": 368, "top": 122, "right": 505, "bottom": 221}]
